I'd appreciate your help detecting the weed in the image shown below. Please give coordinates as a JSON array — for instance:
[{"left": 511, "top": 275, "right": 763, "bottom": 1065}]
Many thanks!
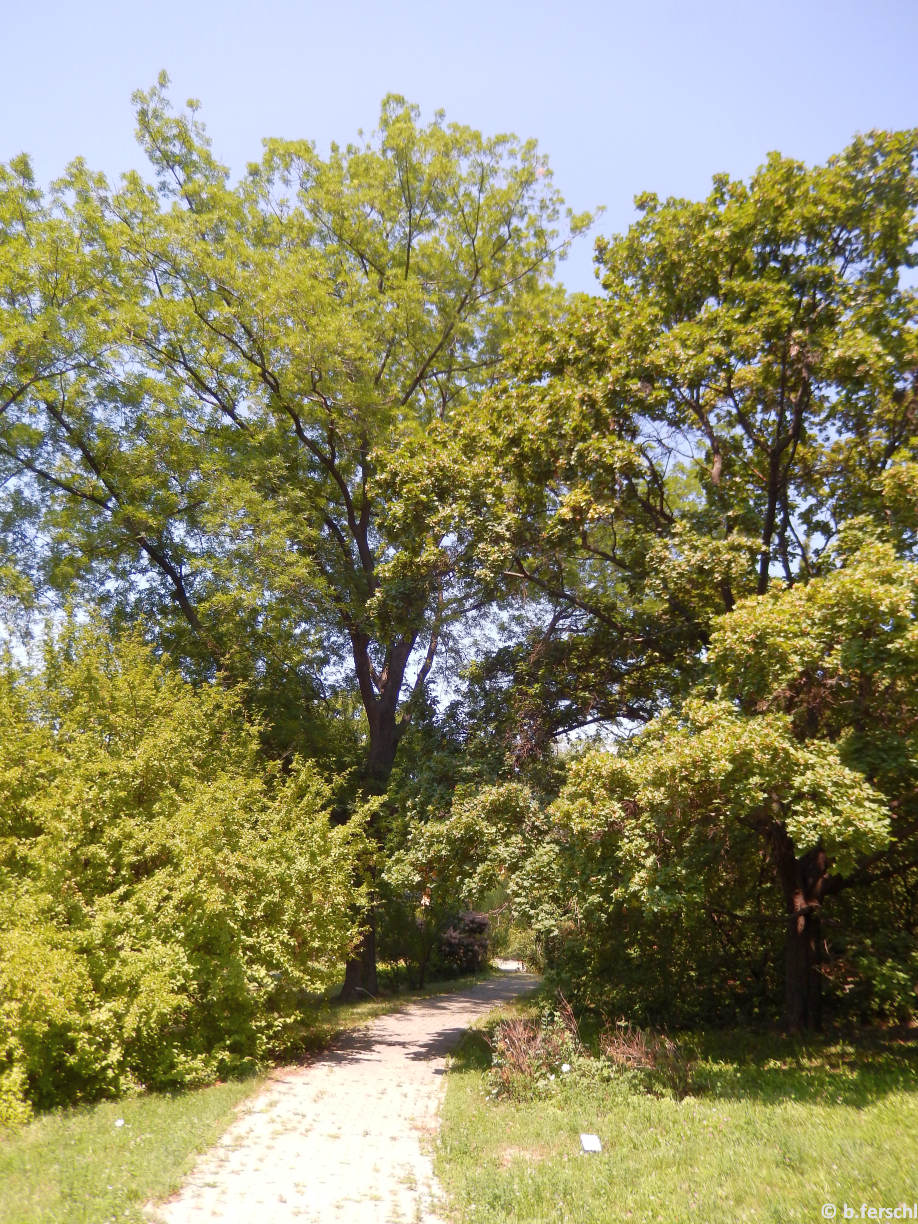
[
  {"left": 486, "top": 994, "right": 697, "bottom": 1101},
  {"left": 487, "top": 993, "right": 581, "bottom": 1099},
  {"left": 599, "top": 1021, "right": 697, "bottom": 1099}
]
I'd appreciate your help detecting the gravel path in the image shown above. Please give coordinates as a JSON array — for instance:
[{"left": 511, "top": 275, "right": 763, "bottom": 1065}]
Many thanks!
[{"left": 149, "top": 967, "right": 538, "bottom": 1224}]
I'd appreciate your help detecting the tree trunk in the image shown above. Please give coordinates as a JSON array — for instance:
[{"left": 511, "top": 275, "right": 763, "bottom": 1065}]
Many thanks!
[
  {"left": 340, "top": 913, "right": 379, "bottom": 1000},
  {"left": 784, "top": 899, "right": 823, "bottom": 1032},
  {"left": 337, "top": 703, "right": 403, "bottom": 1001},
  {"left": 365, "top": 714, "right": 401, "bottom": 790},
  {"left": 769, "top": 821, "right": 830, "bottom": 1031}
]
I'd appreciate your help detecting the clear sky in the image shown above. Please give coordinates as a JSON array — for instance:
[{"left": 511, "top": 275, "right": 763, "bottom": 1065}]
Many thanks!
[{"left": 2, "top": 0, "right": 915, "bottom": 292}]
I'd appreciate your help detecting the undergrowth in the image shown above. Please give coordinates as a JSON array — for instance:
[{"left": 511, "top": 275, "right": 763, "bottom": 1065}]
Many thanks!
[
  {"left": 439, "top": 996, "right": 918, "bottom": 1224},
  {"left": 487, "top": 993, "right": 697, "bottom": 1100}
]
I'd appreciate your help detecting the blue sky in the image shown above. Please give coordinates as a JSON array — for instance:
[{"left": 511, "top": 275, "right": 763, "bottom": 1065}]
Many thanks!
[{"left": 2, "top": 0, "right": 916, "bottom": 292}]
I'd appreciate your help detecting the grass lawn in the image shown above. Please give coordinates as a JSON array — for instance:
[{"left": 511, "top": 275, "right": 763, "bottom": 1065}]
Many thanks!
[
  {"left": 437, "top": 1001, "right": 918, "bottom": 1224},
  {"left": 0, "top": 1076, "right": 259, "bottom": 1224},
  {"left": 0, "top": 968, "right": 492, "bottom": 1224}
]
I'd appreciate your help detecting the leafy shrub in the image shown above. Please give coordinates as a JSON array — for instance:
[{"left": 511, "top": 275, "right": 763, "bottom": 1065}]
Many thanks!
[
  {"left": 500, "top": 544, "right": 918, "bottom": 1030},
  {"left": 435, "top": 911, "right": 490, "bottom": 976},
  {"left": 0, "top": 622, "right": 360, "bottom": 1125},
  {"left": 376, "top": 902, "right": 491, "bottom": 988},
  {"left": 382, "top": 782, "right": 554, "bottom": 986}
]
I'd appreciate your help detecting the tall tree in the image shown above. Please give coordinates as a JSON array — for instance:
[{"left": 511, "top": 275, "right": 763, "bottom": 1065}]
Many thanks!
[
  {"left": 710, "top": 533, "right": 918, "bottom": 1028},
  {"left": 0, "top": 85, "right": 584, "bottom": 756},
  {"left": 480, "top": 130, "right": 918, "bottom": 750},
  {"left": 0, "top": 78, "right": 585, "bottom": 992},
  {"left": 470, "top": 131, "right": 918, "bottom": 1028}
]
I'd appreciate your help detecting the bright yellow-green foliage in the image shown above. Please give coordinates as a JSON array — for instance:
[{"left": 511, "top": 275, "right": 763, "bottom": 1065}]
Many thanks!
[
  {"left": 710, "top": 536, "right": 918, "bottom": 780},
  {"left": 531, "top": 707, "right": 890, "bottom": 1022},
  {"left": 557, "top": 706, "right": 881, "bottom": 894},
  {"left": 0, "top": 79, "right": 587, "bottom": 789},
  {"left": 0, "top": 622, "right": 360, "bottom": 1126},
  {"left": 471, "top": 130, "right": 918, "bottom": 753},
  {"left": 386, "top": 782, "right": 541, "bottom": 911}
]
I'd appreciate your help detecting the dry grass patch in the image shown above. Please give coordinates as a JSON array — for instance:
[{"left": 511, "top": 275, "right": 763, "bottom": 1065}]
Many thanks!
[{"left": 498, "top": 1146, "right": 549, "bottom": 1168}]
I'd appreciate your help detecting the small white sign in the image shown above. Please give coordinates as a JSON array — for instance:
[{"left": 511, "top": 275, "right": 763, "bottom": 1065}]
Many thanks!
[{"left": 580, "top": 1132, "right": 602, "bottom": 1154}]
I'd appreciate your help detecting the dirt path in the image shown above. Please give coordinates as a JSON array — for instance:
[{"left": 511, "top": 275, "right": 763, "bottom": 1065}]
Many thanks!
[{"left": 149, "top": 967, "right": 538, "bottom": 1224}]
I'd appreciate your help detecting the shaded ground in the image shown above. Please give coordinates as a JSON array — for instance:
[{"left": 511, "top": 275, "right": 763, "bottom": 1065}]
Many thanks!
[{"left": 148, "top": 967, "right": 539, "bottom": 1224}]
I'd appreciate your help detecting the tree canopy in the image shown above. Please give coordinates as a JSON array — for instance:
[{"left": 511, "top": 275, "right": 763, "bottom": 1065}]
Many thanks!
[
  {"left": 474, "top": 129, "right": 918, "bottom": 758},
  {"left": 460, "top": 129, "right": 918, "bottom": 1028},
  {"left": 1, "top": 95, "right": 916, "bottom": 1043},
  {"left": 0, "top": 75, "right": 586, "bottom": 788}
]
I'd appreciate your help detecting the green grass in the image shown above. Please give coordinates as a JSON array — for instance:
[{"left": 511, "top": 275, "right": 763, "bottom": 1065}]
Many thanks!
[
  {"left": 437, "top": 1002, "right": 918, "bottom": 1224},
  {"left": 0, "top": 967, "right": 494, "bottom": 1224},
  {"left": 0, "top": 1077, "right": 260, "bottom": 1224}
]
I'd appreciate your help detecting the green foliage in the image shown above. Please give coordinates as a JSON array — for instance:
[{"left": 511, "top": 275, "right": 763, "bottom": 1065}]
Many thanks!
[
  {"left": 464, "top": 131, "right": 918, "bottom": 1028},
  {"left": 0, "top": 81, "right": 587, "bottom": 793},
  {"left": 711, "top": 539, "right": 918, "bottom": 1020},
  {"left": 437, "top": 911, "right": 491, "bottom": 976},
  {"left": 0, "top": 621, "right": 359, "bottom": 1123},
  {"left": 478, "top": 128, "right": 918, "bottom": 750},
  {"left": 499, "top": 542, "right": 917, "bottom": 1025},
  {"left": 3, "top": 99, "right": 917, "bottom": 1048},
  {"left": 380, "top": 779, "right": 548, "bottom": 981},
  {"left": 710, "top": 536, "right": 918, "bottom": 797}
]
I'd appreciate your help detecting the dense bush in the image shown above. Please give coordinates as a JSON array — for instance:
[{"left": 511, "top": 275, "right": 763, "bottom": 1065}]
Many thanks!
[
  {"left": 502, "top": 543, "right": 918, "bottom": 1030},
  {"left": 435, "top": 911, "right": 490, "bottom": 976},
  {"left": 375, "top": 900, "right": 490, "bottom": 987},
  {"left": 0, "top": 623, "right": 360, "bottom": 1127},
  {"left": 380, "top": 782, "right": 540, "bottom": 986}
]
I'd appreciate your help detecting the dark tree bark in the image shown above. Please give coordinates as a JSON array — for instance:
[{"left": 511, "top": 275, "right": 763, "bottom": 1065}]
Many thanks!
[
  {"left": 339, "top": 913, "right": 379, "bottom": 1000},
  {"left": 364, "top": 700, "right": 405, "bottom": 790},
  {"left": 770, "top": 823, "right": 831, "bottom": 1031},
  {"left": 337, "top": 635, "right": 414, "bottom": 1001},
  {"left": 783, "top": 894, "right": 824, "bottom": 1032}
]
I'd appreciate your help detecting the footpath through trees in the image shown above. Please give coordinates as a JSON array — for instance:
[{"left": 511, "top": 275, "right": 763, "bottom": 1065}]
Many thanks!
[{"left": 149, "top": 969, "right": 538, "bottom": 1224}]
